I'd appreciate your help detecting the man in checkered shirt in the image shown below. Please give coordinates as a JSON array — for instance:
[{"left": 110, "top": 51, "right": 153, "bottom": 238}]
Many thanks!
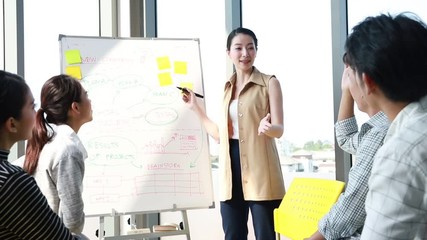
[
  {"left": 306, "top": 60, "right": 389, "bottom": 240},
  {"left": 344, "top": 13, "right": 427, "bottom": 240}
]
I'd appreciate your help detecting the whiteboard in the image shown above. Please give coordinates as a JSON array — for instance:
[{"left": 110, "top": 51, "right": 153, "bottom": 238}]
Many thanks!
[{"left": 59, "top": 35, "right": 213, "bottom": 216}]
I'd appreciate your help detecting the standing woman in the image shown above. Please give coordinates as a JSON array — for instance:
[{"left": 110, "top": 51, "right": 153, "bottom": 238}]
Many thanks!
[
  {"left": 0, "top": 70, "right": 78, "bottom": 239},
  {"left": 23, "top": 74, "right": 93, "bottom": 238},
  {"left": 182, "top": 27, "right": 285, "bottom": 240}
]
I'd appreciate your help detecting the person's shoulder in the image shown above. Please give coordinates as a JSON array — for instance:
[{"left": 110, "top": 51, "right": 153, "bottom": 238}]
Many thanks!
[
  {"left": 0, "top": 160, "right": 25, "bottom": 176},
  {"left": 40, "top": 135, "right": 83, "bottom": 164},
  {"left": 404, "top": 110, "right": 427, "bottom": 135},
  {"left": 253, "top": 67, "right": 275, "bottom": 80},
  {"left": 11, "top": 155, "right": 25, "bottom": 168},
  {"left": 0, "top": 163, "right": 34, "bottom": 188}
]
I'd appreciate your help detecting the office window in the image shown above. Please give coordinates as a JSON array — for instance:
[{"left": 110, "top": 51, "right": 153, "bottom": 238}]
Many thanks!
[
  {"left": 348, "top": 0, "right": 427, "bottom": 29},
  {"left": 242, "top": 0, "right": 335, "bottom": 186},
  {"left": 23, "top": 0, "right": 99, "bottom": 99}
]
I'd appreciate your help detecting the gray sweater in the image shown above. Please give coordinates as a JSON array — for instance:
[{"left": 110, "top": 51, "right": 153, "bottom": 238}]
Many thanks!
[{"left": 33, "top": 124, "right": 87, "bottom": 234}]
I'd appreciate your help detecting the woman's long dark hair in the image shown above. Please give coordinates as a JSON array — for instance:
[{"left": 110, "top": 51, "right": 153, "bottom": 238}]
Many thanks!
[{"left": 24, "top": 74, "right": 84, "bottom": 175}]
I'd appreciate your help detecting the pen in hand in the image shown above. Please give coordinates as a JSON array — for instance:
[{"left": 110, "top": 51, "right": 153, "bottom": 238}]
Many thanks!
[{"left": 176, "top": 86, "right": 204, "bottom": 98}]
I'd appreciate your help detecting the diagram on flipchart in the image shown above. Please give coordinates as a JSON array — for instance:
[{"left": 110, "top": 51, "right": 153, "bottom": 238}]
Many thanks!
[{"left": 60, "top": 36, "right": 214, "bottom": 216}]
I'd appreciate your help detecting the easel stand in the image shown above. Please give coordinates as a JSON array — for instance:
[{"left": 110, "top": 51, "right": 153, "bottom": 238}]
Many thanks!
[{"left": 99, "top": 209, "right": 191, "bottom": 240}]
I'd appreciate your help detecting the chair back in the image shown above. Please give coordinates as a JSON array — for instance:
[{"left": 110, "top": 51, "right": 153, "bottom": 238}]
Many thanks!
[{"left": 274, "top": 177, "right": 345, "bottom": 240}]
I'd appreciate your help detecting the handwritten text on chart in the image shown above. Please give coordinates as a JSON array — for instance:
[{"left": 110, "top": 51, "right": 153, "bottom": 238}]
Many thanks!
[{"left": 85, "top": 172, "right": 205, "bottom": 204}]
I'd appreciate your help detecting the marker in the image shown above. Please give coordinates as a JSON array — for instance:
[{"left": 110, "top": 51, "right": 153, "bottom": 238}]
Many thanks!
[{"left": 176, "top": 86, "right": 204, "bottom": 98}]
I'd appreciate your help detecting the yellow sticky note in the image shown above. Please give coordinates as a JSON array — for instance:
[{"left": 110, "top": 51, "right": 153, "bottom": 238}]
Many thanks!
[
  {"left": 156, "top": 56, "right": 171, "bottom": 70},
  {"left": 180, "top": 82, "right": 194, "bottom": 90},
  {"left": 158, "top": 72, "right": 173, "bottom": 86},
  {"left": 174, "top": 61, "right": 187, "bottom": 74},
  {"left": 65, "top": 66, "right": 82, "bottom": 80},
  {"left": 65, "top": 49, "right": 82, "bottom": 65}
]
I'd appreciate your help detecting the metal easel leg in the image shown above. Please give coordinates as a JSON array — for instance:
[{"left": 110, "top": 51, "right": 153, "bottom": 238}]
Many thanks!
[
  {"left": 99, "top": 216, "right": 105, "bottom": 240},
  {"left": 181, "top": 210, "right": 191, "bottom": 240}
]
